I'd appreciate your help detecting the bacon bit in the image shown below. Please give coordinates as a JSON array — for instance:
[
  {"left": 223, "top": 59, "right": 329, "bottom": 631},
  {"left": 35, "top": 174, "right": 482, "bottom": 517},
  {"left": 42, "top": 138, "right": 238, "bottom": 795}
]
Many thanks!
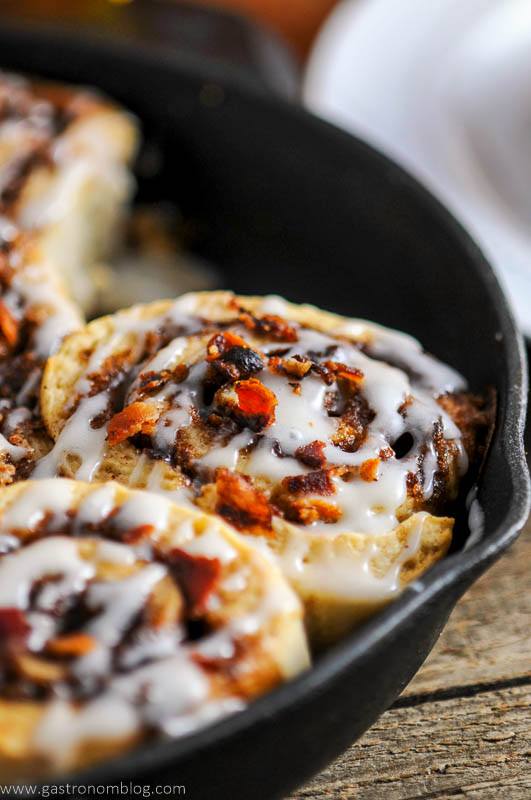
[
  {"left": 85, "top": 352, "right": 131, "bottom": 397},
  {"left": 379, "top": 446, "right": 395, "bottom": 461},
  {"left": 206, "top": 331, "right": 249, "bottom": 361},
  {"left": 215, "top": 468, "right": 273, "bottom": 534},
  {"left": 136, "top": 364, "right": 189, "bottom": 399},
  {"left": 107, "top": 401, "right": 161, "bottom": 446},
  {"left": 268, "top": 355, "right": 312, "bottom": 379},
  {"left": 323, "top": 361, "right": 364, "bottom": 386},
  {"left": 46, "top": 633, "right": 96, "bottom": 657},
  {"left": 324, "top": 390, "right": 342, "bottom": 417},
  {"left": 238, "top": 310, "right": 298, "bottom": 342},
  {"left": 295, "top": 440, "right": 327, "bottom": 469},
  {"left": 359, "top": 458, "right": 380, "bottom": 482},
  {"left": 213, "top": 379, "right": 277, "bottom": 431},
  {"left": 283, "top": 498, "right": 341, "bottom": 525},
  {"left": 406, "top": 471, "right": 423, "bottom": 500},
  {"left": 0, "top": 300, "right": 19, "bottom": 349},
  {"left": 234, "top": 379, "right": 277, "bottom": 428},
  {"left": 332, "top": 394, "right": 375, "bottom": 453},
  {"left": 168, "top": 548, "right": 222, "bottom": 616},
  {"left": 122, "top": 524, "right": 155, "bottom": 544},
  {"left": 282, "top": 469, "right": 336, "bottom": 496},
  {"left": 0, "top": 608, "right": 29, "bottom": 640}
]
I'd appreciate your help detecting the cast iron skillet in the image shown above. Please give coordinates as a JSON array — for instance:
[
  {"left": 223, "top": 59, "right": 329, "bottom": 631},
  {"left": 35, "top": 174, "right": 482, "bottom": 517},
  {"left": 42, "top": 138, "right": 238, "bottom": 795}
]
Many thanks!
[{"left": 0, "top": 21, "right": 528, "bottom": 800}]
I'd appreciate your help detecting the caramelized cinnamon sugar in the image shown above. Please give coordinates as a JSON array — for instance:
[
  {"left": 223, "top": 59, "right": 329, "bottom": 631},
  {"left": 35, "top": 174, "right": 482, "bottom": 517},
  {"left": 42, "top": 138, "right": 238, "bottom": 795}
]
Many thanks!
[
  {"left": 213, "top": 468, "right": 273, "bottom": 535},
  {"left": 39, "top": 294, "right": 493, "bottom": 537}
]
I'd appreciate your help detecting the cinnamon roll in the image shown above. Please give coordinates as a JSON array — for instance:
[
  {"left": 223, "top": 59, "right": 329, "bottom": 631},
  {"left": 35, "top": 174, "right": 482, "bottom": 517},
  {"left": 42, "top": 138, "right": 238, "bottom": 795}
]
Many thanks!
[
  {"left": 0, "top": 73, "right": 137, "bottom": 486},
  {"left": 39, "top": 292, "right": 492, "bottom": 645},
  {"left": 0, "top": 479, "right": 308, "bottom": 778},
  {"left": 0, "top": 72, "right": 138, "bottom": 312}
]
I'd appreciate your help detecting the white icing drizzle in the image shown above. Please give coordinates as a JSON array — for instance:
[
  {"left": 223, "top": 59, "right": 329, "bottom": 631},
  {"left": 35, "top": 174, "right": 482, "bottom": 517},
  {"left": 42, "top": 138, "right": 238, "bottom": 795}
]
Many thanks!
[
  {"left": 275, "top": 512, "right": 428, "bottom": 601},
  {"left": 0, "top": 433, "right": 26, "bottom": 461},
  {"left": 0, "top": 70, "right": 137, "bottom": 472},
  {"left": 113, "top": 491, "right": 172, "bottom": 533},
  {"left": 76, "top": 483, "right": 118, "bottom": 527},
  {"left": 0, "top": 537, "right": 94, "bottom": 608},
  {"left": 1, "top": 479, "right": 74, "bottom": 530},
  {"left": 85, "top": 563, "right": 167, "bottom": 646},
  {"left": 33, "top": 393, "right": 109, "bottom": 480},
  {"left": 10, "top": 265, "right": 80, "bottom": 358},
  {"left": 34, "top": 296, "right": 470, "bottom": 543},
  {"left": 0, "top": 479, "right": 302, "bottom": 766}
]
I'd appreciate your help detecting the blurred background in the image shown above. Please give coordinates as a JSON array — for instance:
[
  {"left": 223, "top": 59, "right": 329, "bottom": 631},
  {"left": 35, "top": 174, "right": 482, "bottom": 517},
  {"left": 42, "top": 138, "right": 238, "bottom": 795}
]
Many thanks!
[{"left": 3, "top": 0, "right": 531, "bottom": 337}]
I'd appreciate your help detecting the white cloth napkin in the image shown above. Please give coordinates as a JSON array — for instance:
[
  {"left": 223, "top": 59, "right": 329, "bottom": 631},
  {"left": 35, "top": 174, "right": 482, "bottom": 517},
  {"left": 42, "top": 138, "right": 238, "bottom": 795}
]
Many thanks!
[{"left": 305, "top": 0, "right": 531, "bottom": 334}]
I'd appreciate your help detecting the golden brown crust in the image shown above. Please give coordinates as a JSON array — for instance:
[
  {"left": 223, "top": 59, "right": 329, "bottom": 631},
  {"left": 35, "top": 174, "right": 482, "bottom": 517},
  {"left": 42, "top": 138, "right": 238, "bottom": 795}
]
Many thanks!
[
  {"left": 38, "top": 291, "right": 484, "bottom": 646},
  {"left": 0, "top": 479, "right": 309, "bottom": 777},
  {"left": 0, "top": 73, "right": 139, "bottom": 486}
]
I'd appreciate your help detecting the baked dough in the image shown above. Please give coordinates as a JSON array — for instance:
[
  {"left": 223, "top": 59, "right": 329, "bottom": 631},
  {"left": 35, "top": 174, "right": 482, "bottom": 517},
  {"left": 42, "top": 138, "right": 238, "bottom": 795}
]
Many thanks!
[
  {"left": 40, "top": 292, "right": 492, "bottom": 644},
  {"left": 0, "top": 72, "right": 138, "bottom": 312},
  {"left": 0, "top": 73, "right": 138, "bottom": 485},
  {"left": 0, "top": 479, "right": 309, "bottom": 778}
]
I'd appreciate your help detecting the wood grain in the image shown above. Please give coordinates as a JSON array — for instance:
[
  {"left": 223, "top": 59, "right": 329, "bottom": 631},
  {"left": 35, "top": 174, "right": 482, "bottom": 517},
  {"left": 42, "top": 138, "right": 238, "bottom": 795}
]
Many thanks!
[
  {"left": 405, "top": 524, "right": 531, "bottom": 697},
  {"left": 290, "top": 685, "right": 531, "bottom": 799},
  {"left": 290, "top": 522, "right": 531, "bottom": 799}
]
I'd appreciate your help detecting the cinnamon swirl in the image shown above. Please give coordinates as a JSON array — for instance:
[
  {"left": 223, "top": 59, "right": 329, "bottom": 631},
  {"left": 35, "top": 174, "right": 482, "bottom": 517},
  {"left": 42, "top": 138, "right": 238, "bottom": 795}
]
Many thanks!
[
  {"left": 0, "top": 73, "right": 137, "bottom": 487},
  {"left": 0, "top": 479, "right": 308, "bottom": 778},
  {"left": 39, "top": 292, "right": 493, "bottom": 644}
]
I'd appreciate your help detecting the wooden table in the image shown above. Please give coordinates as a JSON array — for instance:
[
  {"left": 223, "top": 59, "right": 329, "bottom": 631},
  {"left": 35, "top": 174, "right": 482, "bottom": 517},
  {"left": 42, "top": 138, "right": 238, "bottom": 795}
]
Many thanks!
[{"left": 290, "top": 519, "right": 531, "bottom": 799}]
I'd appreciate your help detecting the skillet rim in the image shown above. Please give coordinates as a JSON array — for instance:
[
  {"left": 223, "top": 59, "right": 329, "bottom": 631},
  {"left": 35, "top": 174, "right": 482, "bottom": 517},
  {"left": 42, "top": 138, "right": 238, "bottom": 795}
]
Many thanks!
[{"left": 0, "top": 20, "right": 528, "bottom": 787}]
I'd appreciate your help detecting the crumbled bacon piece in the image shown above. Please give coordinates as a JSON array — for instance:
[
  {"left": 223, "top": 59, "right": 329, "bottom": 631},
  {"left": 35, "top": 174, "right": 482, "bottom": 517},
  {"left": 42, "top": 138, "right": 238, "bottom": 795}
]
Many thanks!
[
  {"left": 107, "top": 401, "right": 160, "bottom": 446},
  {"left": 86, "top": 352, "right": 131, "bottom": 397},
  {"left": 0, "top": 300, "right": 19, "bottom": 349},
  {"left": 295, "top": 440, "right": 327, "bottom": 469},
  {"left": 215, "top": 379, "right": 277, "bottom": 432},
  {"left": 238, "top": 310, "right": 298, "bottom": 342},
  {"left": 136, "top": 364, "right": 189, "bottom": 399},
  {"left": 379, "top": 446, "right": 395, "bottom": 461},
  {"left": 0, "top": 608, "right": 29, "bottom": 640},
  {"left": 313, "top": 360, "right": 364, "bottom": 387},
  {"left": 406, "top": 471, "right": 423, "bottom": 500},
  {"left": 268, "top": 355, "right": 312, "bottom": 379},
  {"left": 282, "top": 498, "right": 341, "bottom": 525},
  {"left": 214, "top": 468, "right": 273, "bottom": 534},
  {"left": 206, "top": 331, "right": 264, "bottom": 387},
  {"left": 168, "top": 548, "right": 222, "bottom": 615},
  {"left": 212, "top": 346, "right": 264, "bottom": 383},
  {"left": 234, "top": 379, "right": 277, "bottom": 427},
  {"left": 282, "top": 469, "right": 336, "bottom": 496},
  {"left": 206, "top": 331, "right": 249, "bottom": 361},
  {"left": 46, "top": 633, "right": 96, "bottom": 657},
  {"left": 121, "top": 524, "right": 155, "bottom": 544},
  {"left": 359, "top": 457, "right": 380, "bottom": 482},
  {"left": 332, "top": 393, "right": 375, "bottom": 453}
]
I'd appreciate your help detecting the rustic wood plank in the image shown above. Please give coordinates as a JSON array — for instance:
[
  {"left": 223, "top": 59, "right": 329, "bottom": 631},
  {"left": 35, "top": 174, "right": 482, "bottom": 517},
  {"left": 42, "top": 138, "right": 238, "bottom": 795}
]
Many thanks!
[
  {"left": 404, "top": 522, "right": 531, "bottom": 696},
  {"left": 290, "top": 685, "right": 531, "bottom": 799}
]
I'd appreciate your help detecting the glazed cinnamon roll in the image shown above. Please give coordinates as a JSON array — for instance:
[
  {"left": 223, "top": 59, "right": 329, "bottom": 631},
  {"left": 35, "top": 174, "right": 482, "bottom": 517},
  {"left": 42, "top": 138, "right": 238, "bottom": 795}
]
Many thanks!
[
  {"left": 0, "top": 72, "right": 138, "bottom": 312},
  {"left": 39, "top": 292, "right": 493, "bottom": 645},
  {"left": 0, "top": 73, "right": 137, "bottom": 485},
  {"left": 0, "top": 479, "right": 308, "bottom": 778}
]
